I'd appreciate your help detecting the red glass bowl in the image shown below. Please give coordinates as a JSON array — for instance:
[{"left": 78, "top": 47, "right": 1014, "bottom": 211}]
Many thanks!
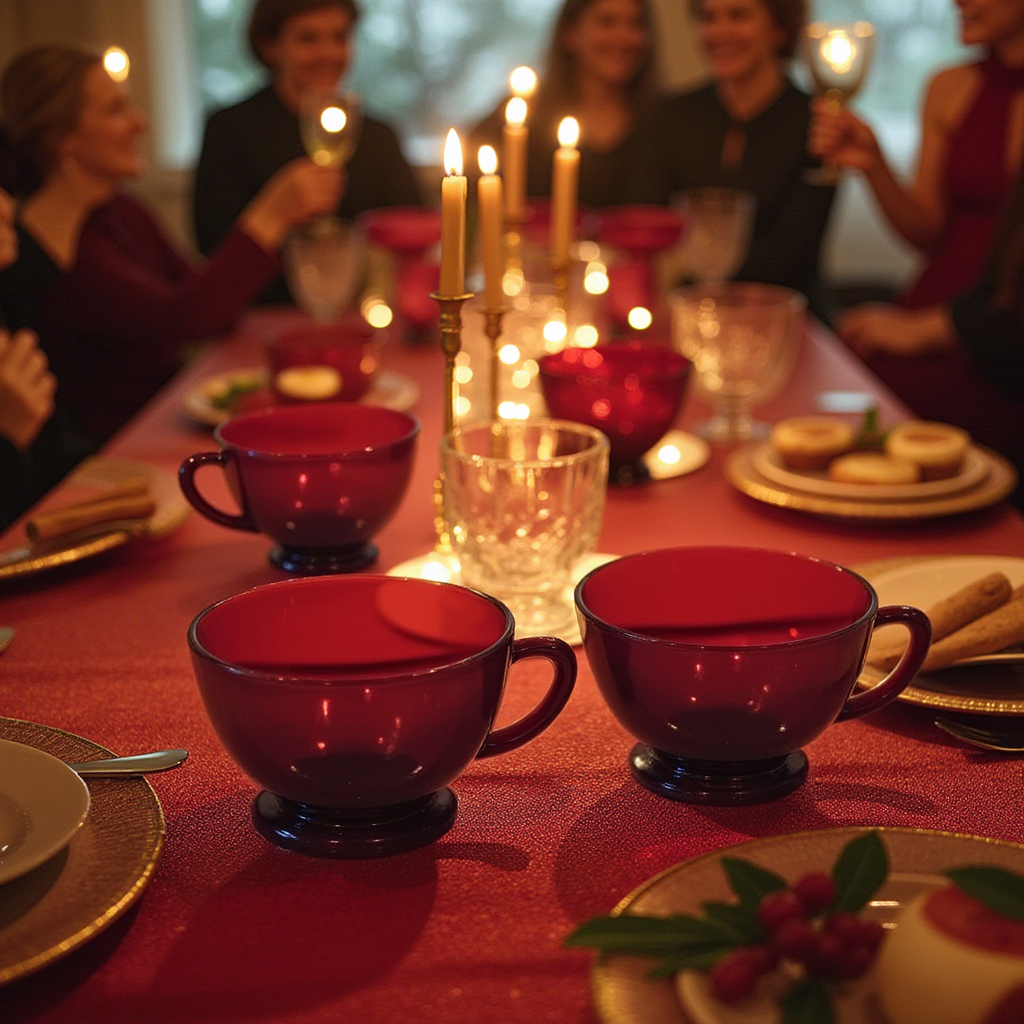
[
  {"left": 188, "top": 575, "right": 577, "bottom": 857},
  {"left": 360, "top": 206, "right": 442, "bottom": 257},
  {"left": 575, "top": 546, "right": 930, "bottom": 804},
  {"left": 538, "top": 342, "right": 690, "bottom": 485},
  {"left": 597, "top": 204, "right": 686, "bottom": 257},
  {"left": 179, "top": 403, "right": 419, "bottom": 574}
]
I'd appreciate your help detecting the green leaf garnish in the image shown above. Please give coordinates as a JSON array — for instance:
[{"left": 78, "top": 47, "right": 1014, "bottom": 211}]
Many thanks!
[
  {"left": 700, "top": 900, "right": 766, "bottom": 945},
  {"left": 831, "top": 831, "right": 888, "bottom": 913},
  {"left": 946, "top": 866, "right": 1024, "bottom": 924},
  {"left": 211, "top": 377, "right": 263, "bottom": 410},
  {"left": 721, "top": 856, "right": 787, "bottom": 912},
  {"left": 853, "top": 406, "right": 888, "bottom": 451},
  {"left": 781, "top": 977, "right": 835, "bottom": 1024}
]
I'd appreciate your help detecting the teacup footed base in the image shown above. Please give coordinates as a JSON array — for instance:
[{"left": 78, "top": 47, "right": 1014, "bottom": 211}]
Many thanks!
[
  {"left": 270, "top": 541, "right": 378, "bottom": 575},
  {"left": 252, "top": 788, "right": 457, "bottom": 858},
  {"left": 629, "top": 744, "right": 808, "bottom": 805}
]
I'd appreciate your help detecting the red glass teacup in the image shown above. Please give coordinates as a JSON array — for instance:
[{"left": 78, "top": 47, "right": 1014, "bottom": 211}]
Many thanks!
[
  {"left": 575, "top": 546, "right": 931, "bottom": 804},
  {"left": 538, "top": 342, "right": 690, "bottom": 485},
  {"left": 188, "top": 575, "right": 577, "bottom": 857},
  {"left": 178, "top": 403, "right": 418, "bottom": 574},
  {"left": 268, "top": 315, "right": 383, "bottom": 404}
]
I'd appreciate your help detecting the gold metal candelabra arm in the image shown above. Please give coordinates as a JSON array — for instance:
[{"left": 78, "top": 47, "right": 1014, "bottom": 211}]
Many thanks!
[
  {"left": 481, "top": 307, "right": 507, "bottom": 423},
  {"left": 431, "top": 291, "right": 473, "bottom": 437}
]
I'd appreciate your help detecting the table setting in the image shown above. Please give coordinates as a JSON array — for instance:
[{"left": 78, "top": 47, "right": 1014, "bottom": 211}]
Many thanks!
[{"left": 1, "top": 71, "right": 1024, "bottom": 1024}]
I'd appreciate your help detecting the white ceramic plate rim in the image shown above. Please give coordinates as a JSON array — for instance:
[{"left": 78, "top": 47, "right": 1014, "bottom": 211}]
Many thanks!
[
  {"left": 753, "top": 442, "right": 987, "bottom": 501},
  {"left": 869, "top": 555, "right": 1024, "bottom": 612},
  {"left": 0, "top": 739, "right": 90, "bottom": 885}
]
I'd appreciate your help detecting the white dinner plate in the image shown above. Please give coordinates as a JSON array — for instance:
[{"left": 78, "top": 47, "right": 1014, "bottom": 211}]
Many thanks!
[
  {"left": 181, "top": 366, "right": 420, "bottom": 426},
  {"left": 751, "top": 442, "right": 988, "bottom": 501},
  {"left": 858, "top": 555, "right": 1024, "bottom": 715},
  {"left": 591, "top": 827, "right": 1024, "bottom": 1024},
  {"left": 0, "top": 739, "right": 90, "bottom": 886}
]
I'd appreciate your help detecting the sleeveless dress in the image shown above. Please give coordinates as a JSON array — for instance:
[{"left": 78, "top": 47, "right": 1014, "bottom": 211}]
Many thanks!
[{"left": 899, "top": 54, "right": 1024, "bottom": 308}]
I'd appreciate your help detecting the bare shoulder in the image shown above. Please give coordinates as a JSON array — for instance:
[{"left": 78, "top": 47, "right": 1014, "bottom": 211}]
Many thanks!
[{"left": 923, "top": 64, "right": 983, "bottom": 130}]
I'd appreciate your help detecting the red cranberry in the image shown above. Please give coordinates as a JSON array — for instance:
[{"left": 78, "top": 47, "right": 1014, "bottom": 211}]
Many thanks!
[
  {"left": 709, "top": 950, "right": 760, "bottom": 1003},
  {"left": 793, "top": 872, "right": 838, "bottom": 915},
  {"left": 757, "top": 889, "right": 806, "bottom": 932}
]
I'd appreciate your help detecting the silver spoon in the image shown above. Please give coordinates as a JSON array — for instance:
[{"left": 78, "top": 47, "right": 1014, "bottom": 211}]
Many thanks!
[
  {"left": 66, "top": 748, "right": 188, "bottom": 776},
  {"left": 934, "top": 718, "right": 1024, "bottom": 753}
]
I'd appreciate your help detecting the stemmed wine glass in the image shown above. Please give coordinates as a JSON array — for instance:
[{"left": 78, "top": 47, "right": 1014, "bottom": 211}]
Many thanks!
[
  {"left": 804, "top": 21, "right": 874, "bottom": 185},
  {"left": 670, "top": 283, "right": 805, "bottom": 444},
  {"left": 300, "top": 89, "right": 362, "bottom": 169},
  {"left": 672, "top": 187, "right": 756, "bottom": 285}
]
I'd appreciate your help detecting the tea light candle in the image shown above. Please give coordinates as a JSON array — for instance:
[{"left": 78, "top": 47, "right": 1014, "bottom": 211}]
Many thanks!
[
  {"left": 551, "top": 116, "right": 580, "bottom": 267},
  {"left": 503, "top": 97, "right": 528, "bottom": 223},
  {"left": 440, "top": 128, "right": 467, "bottom": 297},
  {"left": 477, "top": 146, "right": 504, "bottom": 309}
]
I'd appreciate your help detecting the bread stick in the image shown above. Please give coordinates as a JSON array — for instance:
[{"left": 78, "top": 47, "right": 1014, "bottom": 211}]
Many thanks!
[
  {"left": 867, "top": 571, "right": 1014, "bottom": 672},
  {"left": 921, "top": 593, "right": 1024, "bottom": 672},
  {"left": 27, "top": 477, "right": 155, "bottom": 543}
]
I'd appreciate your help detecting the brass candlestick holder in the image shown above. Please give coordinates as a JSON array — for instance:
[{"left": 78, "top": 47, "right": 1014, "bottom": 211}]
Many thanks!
[
  {"left": 430, "top": 290, "right": 473, "bottom": 553},
  {"left": 481, "top": 306, "right": 508, "bottom": 422},
  {"left": 552, "top": 259, "right": 570, "bottom": 313}
]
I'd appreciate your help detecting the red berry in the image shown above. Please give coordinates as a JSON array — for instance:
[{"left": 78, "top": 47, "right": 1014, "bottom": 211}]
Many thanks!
[
  {"left": 709, "top": 951, "right": 760, "bottom": 1003},
  {"left": 757, "top": 888, "right": 806, "bottom": 932},
  {"left": 836, "top": 944, "right": 875, "bottom": 980},
  {"left": 823, "top": 911, "right": 864, "bottom": 943},
  {"left": 738, "top": 943, "right": 778, "bottom": 975},
  {"left": 806, "top": 932, "right": 846, "bottom": 978},
  {"left": 770, "top": 916, "right": 817, "bottom": 960},
  {"left": 855, "top": 917, "right": 885, "bottom": 954},
  {"left": 793, "top": 872, "right": 837, "bottom": 915}
]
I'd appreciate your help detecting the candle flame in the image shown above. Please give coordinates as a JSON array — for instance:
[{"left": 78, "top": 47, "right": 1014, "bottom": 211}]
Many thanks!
[
  {"left": 444, "top": 128, "right": 463, "bottom": 177},
  {"left": 103, "top": 46, "right": 130, "bottom": 82},
  {"left": 509, "top": 66, "right": 537, "bottom": 99},
  {"left": 505, "top": 96, "right": 527, "bottom": 128},
  {"left": 478, "top": 145, "right": 498, "bottom": 176},
  {"left": 557, "top": 117, "right": 579, "bottom": 148}
]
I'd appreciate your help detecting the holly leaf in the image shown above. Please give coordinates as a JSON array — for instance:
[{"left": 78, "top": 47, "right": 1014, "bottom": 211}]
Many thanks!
[
  {"left": 564, "top": 913, "right": 734, "bottom": 955},
  {"left": 781, "top": 976, "right": 835, "bottom": 1024},
  {"left": 831, "top": 831, "right": 888, "bottom": 913},
  {"left": 721, "top": 856, "right": 787, "bottom": 912},
  {"left": 700, "top": 900, "right": 765, "bottom": 945},
  {"left": 946, "top": 866, "right": 1024, "bottom": 924}
]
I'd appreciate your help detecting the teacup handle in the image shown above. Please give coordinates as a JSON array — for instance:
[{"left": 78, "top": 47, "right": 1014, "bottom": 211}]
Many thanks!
[
  {"left": 178, "top": 452, "right": 259, "bottom": 533},
  {"left": 836, "top": 605, "right": 932, "bottom": 721},
  {"left": 476, "top": 636, "right": 578, "bottom": 759}
]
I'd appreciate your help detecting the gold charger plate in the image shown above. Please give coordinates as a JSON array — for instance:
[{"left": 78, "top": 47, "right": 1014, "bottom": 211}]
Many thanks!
[
  {"left": 181, "top": 366, "right": 420, "bottom": 427},
  {"left": 0, "top": 718, "right": 165, "bottom": 986},
  {"left": 855, "top": 555, "right": 1024, "bottom": 716},
  {"left": 0, "top": 457, "right": 190, "bottom": 582},
  {"left": 726, "top": 443, "right": 1017, "bottom": 520},
  {"left": 591, "top": 826, "right": 1024, "bottom": 1024}
]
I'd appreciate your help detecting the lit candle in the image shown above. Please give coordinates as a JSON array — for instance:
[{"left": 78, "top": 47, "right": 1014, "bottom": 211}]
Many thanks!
[
  {"left": 509, "top": 65, "right": 537, "bottom": 100},
  {"left": 477, "top": 146, "right": 504, "bottom": 309},
  {"left": 550, "top": 116, "right": 580, "bottom": 267},
  {"left": 440, "top": 128, "right": 467, "bottom": 297},
  {"left": 503, "top": 97, "right": 528, "bottom": 223}
]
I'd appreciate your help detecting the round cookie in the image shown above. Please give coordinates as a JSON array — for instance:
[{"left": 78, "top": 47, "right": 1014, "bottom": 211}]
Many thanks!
[
  {"left": 770, "top": 416, "right": 856, "bottom": 471},
  {"left": 827, "top": 451, "right": 921, "bottom": 485},
  {"left": 885, "top": 420, "right": 970, "bottom": 480}
]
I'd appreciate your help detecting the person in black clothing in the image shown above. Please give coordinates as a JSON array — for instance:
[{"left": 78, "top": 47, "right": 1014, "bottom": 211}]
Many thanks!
[
  {"left": 468, "top": 0, "right": 659, "bottom": 211},
  {"left": 626, "top": 0, "right": 836, "bottom": 322},
  {"left": 192, "top": 0, "right": 423, "bottom": 305}
]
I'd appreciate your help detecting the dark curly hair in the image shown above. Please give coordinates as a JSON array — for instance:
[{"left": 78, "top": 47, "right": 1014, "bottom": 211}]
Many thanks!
[
  {"left": 247, "top": 0, "right": 361, "bottom": 69},
  {"left": 689, "top": 0, "right": 808, "bottom": 62}
]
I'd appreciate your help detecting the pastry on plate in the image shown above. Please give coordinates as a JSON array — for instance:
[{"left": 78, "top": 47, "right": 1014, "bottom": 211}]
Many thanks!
[
  {"left": 770, "top": 416, "right": 856, "bottom": 471},
  {"left": 827, "top": 451, "right": 921, "bottom": 485},
  {"left": 885, "top": 420, "right": 970, "bottom": 480}
]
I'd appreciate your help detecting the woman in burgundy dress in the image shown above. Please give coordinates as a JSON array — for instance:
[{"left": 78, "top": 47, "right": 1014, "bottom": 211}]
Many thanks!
[{"left": 809, "top": 0, "right": 1024, "bottom": 445}]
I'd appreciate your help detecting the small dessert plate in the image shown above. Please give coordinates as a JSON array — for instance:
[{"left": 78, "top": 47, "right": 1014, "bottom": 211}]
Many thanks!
[
  {"left": 752, "top": 442, "right": 988, "bottom": 501},
  {"left": 0, "top": 739, "right": 90, "bottom": 886}
]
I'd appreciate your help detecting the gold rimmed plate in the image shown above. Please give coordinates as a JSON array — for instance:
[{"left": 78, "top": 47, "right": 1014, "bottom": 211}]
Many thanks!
[
  {"left": 591, "top": 827, "right": 1024, "bottom": 1024},
  {"left": 726, "top": 443, "right": 1017, "bottom": 521},
  {"left": 0, "top": 718, "right": 165, "bottom": 986},
  {"left": 181, "top": 366, "right": 420, "bottom": 427},
  {"left": 856, "top": 555, "right": 1024, "bottom": 716},
  {"left": 0, "top": 457, "right": 190, "bottom": 582}
]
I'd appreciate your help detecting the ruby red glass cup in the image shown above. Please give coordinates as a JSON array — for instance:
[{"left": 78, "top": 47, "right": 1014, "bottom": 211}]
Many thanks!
[
  {"left": 538, "top": 342, "right": 690, "bottom": 486},
  {"left": 188, "top": 575, "right": 577, "bottom": 857},
  {"left": 178, "top": 403, "right": 418, "bottom": 574},
  {"left": 574, "top": 546, "right": 931, "bottom": 804}
]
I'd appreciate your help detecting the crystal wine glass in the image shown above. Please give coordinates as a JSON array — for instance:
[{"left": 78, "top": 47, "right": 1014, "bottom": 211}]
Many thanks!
[
  {"left": 670, "top": 283, "right": 805, "bottom": 444},
  {"left": 672, "top": 187, "right": 756, "bottom": 285},
  {"left": 805, "top": 21, "right": 874, "bottom": 185},
  {"left": 300, "top": 89, "right": 362, "bottom": 169}
]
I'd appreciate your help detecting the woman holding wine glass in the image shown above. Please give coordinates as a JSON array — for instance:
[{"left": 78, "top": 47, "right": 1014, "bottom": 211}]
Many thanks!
[
  {"left": 192, "top": 0, "right": 423, "bottom": 306},
  {"left": 626, "top": 0, "right": 836, "bottom": 323},
  {"left": 0, "top": 44, "right": 341, "bottom": 446},
  {"left": 809, "top": 0, "right": 1024, "bottom": 311}
]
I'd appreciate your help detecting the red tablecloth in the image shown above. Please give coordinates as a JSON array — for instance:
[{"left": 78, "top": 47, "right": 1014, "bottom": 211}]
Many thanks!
[{"left": 2, "top": 312, "right": 1023, "bottom": 1023}]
